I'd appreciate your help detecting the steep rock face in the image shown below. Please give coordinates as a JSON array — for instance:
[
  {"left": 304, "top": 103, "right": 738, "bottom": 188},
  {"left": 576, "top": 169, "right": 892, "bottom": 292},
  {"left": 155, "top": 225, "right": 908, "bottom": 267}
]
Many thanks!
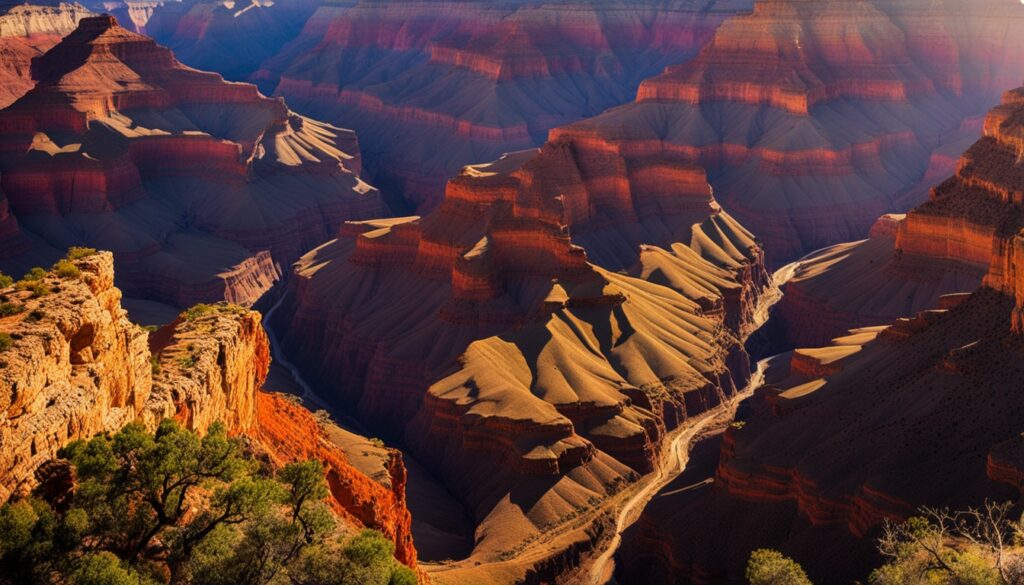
[
  {"left": 255, "top": 392, "right": 417, "bottom": 567},
  {"left": 243, "top": 0, "right": 752, "bottom": 211},
  {"left": 618, "top": 83, "right": 1024, "bottom": 585},
  {"left": 0, "top": 251, "right": 150, "bottom": 503},
  {"left": 773, "top": 85, "right": 1024, "bottom": 347},
  {"left": 0, "top": 251, "right": 419, "bottom": 568},
  {"left": 0, "top": 2, "right": 93, "bottom": 108},
  {"left": 272, "top": 142, "right": 767, "bottom": 579},
  {"left": 0, "top": 15, "right": 384, "bottom": 313},
  {"left": 553, "top": 0, "right": 1024, "bottom": 265}
]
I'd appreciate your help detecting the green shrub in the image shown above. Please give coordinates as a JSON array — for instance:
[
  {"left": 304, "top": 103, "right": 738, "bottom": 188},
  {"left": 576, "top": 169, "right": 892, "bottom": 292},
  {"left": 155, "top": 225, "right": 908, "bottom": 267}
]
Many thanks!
[
  {"left": 150, "top": 355, "right": 161, "bottom": 376},
  {"left": 0, "top": 333, "right": 13, "bottom": 352},
  {"left": 0, "top": 273, "right": 12, "bottom": 289},
  {"left": 0, "top": 303, "right": 24, "bottom": 317},
  {"left": 746, "top": 549, "right": 812, "bottom": 585},
  {"left": 53, "top": 260, "right": 81, "bottom": 279},
  {"left": 183, "top": 303, "right": 216, "bottom": 321},
  {"left": 0, "top": 421, "right": 413, "bottom": 585},
  {"left": 177, "top": 355, "right": 196, "bottom": 369},
  {"left": 66, "top": 247, "right": 97, "bottom": 261},
  {"left": 21, "top": 267, "right": 46, "bottom": 282},
  {"left": 16, "top": 281, "right": 50, "bottom": 298},
  {"left": 26, "top": 310, "right": 45, "bottom": 323}
]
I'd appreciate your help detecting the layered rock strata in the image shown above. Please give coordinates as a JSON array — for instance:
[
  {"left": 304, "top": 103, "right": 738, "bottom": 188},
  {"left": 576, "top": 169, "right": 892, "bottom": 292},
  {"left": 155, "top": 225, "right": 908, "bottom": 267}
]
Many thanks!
[
  {"left": 0, "top": 15, "right": 384, "bottom": 312},
  {"left": 0, "top": 250, "right": 418, "bottom": 567},
  {"left": 552, "top": 0, "right": 1024, "bottom": 265},
  {"left": 618, "top": 82, "right": 1024, "bottom": 584},
  {"left": 0, "top": 1, "right": 93, "bottom": 108},
  {"left": 272, "top": 141, "right": 768, "bottom": 579},
  {"left": 245, "top": 0, "right": 752, "bottom": 211},
  {"left": 774, "top": 84, "right": 1024, "bottom": 347}
]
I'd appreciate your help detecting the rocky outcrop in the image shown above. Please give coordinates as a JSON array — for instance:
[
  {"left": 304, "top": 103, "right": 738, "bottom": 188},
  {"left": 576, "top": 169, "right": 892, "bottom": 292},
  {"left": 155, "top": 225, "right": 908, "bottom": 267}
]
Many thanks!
[
  {"left": 272, "top": 138, "right": 767, "bottom": 580},
  {"left": 552, "top": 0, "right": 1024, "bottom": 266},
  {"left": 618, "top": 82, "right": 1024, "bottom": 585},
  {"left": 0, "top": 250, "right": 419, "bottom": 569},
  {"left": 0, "top": 2, "right": 93, "bottom": 108},
  {"left": 0, "top": 15, "right": 384, "bottom": 313}
]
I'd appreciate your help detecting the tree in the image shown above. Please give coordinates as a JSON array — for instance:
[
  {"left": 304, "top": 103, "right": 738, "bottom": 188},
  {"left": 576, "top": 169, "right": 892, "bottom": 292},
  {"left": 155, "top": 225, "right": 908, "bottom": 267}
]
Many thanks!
[
  {"left": 746, "top": 549, "right": 813, "bottom": 585},
  {"left": 0, "top": 421, "right": 415, "bottom": 585},
  {"left": 871, "top": 502, "right": 1024, "bottom": 585}
]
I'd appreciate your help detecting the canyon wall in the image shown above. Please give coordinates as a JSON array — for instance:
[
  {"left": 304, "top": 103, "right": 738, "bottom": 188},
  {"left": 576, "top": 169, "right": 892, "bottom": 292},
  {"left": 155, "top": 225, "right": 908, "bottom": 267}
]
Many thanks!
[
  {"left": 774, "top": 82, "right": 1024, "bottom": 347},
  {"left": 0, "top": 2, "right": 92, "bottom": 108},
  {"left": 147, "top": 0, "right": 752, "bottom": 212},
  {"left": 0, "top": 250, "right": 418, "bottom": 568},
  {"left": 617, "top": 81, "right": 1024, "bottom": 585},
  {"left": 0, "top": 15, "right": 385, "bottom": 316},
  {"left": 549, "top": 0, "right": 1024, "bottom": 266}
]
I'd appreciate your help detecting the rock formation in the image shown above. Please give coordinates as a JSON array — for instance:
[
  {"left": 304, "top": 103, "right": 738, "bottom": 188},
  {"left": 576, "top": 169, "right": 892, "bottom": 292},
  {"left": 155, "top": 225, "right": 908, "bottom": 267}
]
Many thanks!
[
  {"left": 0, "top": 250, "right": 418, "bottom": 568},
  {"left": 551, "top": 0, "right": 1024, "bottom": 266},
  {"left": 271, "top": 136, "right": 769, "bottom": 579},
  {"left": 146, "top": 0, "right": 326, "bottom": 82},
  {"left": 172, "top": 0, "right": 750, "bottom": 211},
  {"left": 0, "top": 15, "right": 385, "bottom": 317},
  {"left": 617, "top": 82, "right": 1024, "bottom": 584},
  {"left": 0, "top": 1, "right": 93, "bottom": 108}
]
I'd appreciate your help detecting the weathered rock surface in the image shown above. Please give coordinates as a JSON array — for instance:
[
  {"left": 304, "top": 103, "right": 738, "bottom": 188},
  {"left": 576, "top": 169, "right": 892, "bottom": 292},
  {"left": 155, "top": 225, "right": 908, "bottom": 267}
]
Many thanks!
[
  {"left": 618, "top": 82, "right": 1024, "bottom": 585},
  {"left": 0, "top": 15, "right": 384, "bottom": 313},
  {"left": 0, "top": 250, "right": 419, "bottom": 568},
  {"left": 553, "top": 0, "right": 1024, "bottom": 266},
  {"left": 272, "top": 139, "right": 768, "bottom": 580},
  {"left": 0, "top": 1, "right": 93, "bottom": 108}
]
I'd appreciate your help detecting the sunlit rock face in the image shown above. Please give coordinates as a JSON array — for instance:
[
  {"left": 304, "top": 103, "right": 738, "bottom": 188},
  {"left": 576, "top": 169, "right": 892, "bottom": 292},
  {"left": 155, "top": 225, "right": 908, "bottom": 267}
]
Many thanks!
[
  {"left": 549, "top": 0, "right": 1024, "bottom": 266},
  {"left": 0, "top": 15, "right": 384, "bottom": 311},
  {"left": 618, "top": 82, "right": 1024, "bottom": 585}
]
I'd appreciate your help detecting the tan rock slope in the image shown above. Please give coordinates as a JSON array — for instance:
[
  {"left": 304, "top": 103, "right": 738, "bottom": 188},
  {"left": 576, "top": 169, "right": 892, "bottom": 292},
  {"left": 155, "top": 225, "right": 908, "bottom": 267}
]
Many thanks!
[
  {"left": 552, "top": 0, "right": 1024, "bottom": 265},
  {"left": 271, "top": 139, "right": 769, "bottom": 580},
  {"left": 0, "top": 250, "right": 417, "bottom": 567},
  {"left": 0, "top": 15, "right": 384, "bottom": 316},
  {"left": 618, "top": 82, "right": 1024, "bottom": 585},
  {"left": 0, "top": 1, "right": 93, "bottom": 108}
]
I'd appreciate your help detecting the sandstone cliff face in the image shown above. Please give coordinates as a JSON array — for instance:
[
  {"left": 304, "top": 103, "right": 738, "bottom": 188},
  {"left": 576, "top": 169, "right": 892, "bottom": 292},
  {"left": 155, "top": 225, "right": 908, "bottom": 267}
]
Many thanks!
[
  {"left": 552, "top": 0, "right": 1024, "bottom": 266},
  {"left": 272, "top": 139, "right": 767, "bottom": 580},
  {"left": 0, "top": 251, "right": 419, "bottom": 569},
  {"left": 618, "top": 82, "right": 1024, "bottom": 585},
  {"left": 159, "top": 0, "right": 750, "bottom": 212},
  {"left": 0, "top": 2, "right": 92, "bottom": 108},
  {"left": 0, "top": 15, "right": 385, "bottom": 313}
]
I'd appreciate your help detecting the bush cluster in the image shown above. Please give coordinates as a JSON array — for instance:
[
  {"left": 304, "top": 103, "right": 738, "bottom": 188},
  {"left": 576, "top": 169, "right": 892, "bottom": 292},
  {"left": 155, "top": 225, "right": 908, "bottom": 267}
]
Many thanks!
[{"left": 0, "top": 421, "right": 416, "bottom": 585}]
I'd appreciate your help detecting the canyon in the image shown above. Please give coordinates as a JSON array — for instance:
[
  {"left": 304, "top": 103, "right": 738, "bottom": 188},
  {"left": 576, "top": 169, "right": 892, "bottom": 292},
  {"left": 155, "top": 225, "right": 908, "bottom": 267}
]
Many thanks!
[
  {"left": 270, "top": 132, "right": 772, "bottom": 580},
  {"left": 0, "top": 15, "right": 385, "bottom": 322},
  {"left": 616, "top": 81, "right": 1024, "bottom": 584},
  {"left": 146, "top": 0, "right": 754, "bottom": 212},
  {"left": 0, "top": 250, "right": 417, "bottom": 567}
]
